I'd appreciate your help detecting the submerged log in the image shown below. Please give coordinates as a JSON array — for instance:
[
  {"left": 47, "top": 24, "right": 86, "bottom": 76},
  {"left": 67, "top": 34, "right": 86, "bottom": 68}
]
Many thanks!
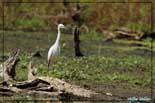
[{"left": 0, "top": 49, "right": 20, "bottom": 81}]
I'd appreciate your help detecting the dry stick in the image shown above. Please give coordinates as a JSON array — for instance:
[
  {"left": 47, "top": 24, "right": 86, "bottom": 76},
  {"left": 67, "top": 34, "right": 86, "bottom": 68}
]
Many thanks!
[{"left": 28, "top": 61, "right": 37, "bottom": 80}]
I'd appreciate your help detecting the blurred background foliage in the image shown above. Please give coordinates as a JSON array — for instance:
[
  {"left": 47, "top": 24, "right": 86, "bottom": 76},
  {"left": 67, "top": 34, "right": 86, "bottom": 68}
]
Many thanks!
[{"left": 0, "top": 0, "right": 154, "bottom": 33}]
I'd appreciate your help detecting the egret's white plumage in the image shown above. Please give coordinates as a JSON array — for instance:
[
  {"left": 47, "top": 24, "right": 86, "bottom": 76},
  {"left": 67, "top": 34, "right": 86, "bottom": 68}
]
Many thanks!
[{"left": 47, "top": 24, "right": 65, "bottom": 68}]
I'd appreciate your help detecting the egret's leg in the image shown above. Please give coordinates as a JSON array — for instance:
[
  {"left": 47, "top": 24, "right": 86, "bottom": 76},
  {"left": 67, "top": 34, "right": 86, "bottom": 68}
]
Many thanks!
[
  {"left": 52, "top": 60, "right": 55, "bottom": 72},
  {"left": 48, "top": 58, "right": 54, "bottom": 72},
  {"left": 47, "top": 59, "right": 52, "bottom": 77},
  {"left": 48, "top": 58, "right": 53, "bottom": 70},
  {"left": 48, "top": 59, "right": 51, "bottom": 69}
]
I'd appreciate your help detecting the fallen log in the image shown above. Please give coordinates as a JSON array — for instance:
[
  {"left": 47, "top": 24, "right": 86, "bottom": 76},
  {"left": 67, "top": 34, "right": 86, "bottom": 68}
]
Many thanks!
[
  {"left": 0, "top": 87, "right": 15, "bottom": 96},
  {"left": 12, "top": 78, "right": 51, "bottom": 90},
  {"left": 9, "top": 76, "right": 99, "bottom": 99},
  {"left": 100, "top": 27, "right": 145, "bottom": 40},
  {"left": 0, "top": 77, "right": 102, "bottom": 100},
  {"left": 38, "top": 76, "right": 99, "bottom": 98}
]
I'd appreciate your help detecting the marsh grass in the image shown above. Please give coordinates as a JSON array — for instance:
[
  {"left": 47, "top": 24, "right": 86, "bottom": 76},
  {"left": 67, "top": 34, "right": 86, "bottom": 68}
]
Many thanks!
[{"left": 15, "top": 51, "right": 153, "bottom": 87}]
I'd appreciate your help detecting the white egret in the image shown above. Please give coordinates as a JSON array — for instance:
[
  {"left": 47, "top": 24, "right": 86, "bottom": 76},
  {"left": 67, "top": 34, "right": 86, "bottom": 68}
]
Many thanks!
[{"left": 47, "top": 24, "right": 66, "bottom": 68}]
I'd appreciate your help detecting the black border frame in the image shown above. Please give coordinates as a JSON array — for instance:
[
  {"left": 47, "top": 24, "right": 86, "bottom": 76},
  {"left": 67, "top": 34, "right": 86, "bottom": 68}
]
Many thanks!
[{"left": 1, "top": 1, "right": 154, "bottom": 102}]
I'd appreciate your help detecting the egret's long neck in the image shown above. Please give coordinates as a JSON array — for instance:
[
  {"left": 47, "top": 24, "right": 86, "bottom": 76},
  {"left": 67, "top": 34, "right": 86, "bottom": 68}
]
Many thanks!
[{"left": 55, "top": 27, "right": 61, "bottom": 44}]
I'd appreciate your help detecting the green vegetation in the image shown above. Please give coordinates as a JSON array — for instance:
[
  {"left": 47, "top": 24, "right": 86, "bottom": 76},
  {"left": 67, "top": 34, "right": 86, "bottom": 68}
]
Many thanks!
[{"left": 15, "top": 52, "right": 153, "bottom": 87}]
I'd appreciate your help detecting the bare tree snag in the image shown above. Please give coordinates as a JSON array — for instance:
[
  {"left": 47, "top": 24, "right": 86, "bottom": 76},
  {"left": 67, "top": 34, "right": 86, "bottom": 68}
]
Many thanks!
[
  {"left": 73, "top": 27, "right": 84, "bottom": 57},
  {"left": 62, "top": 1, "right": 84, "bottom": 57},
  {"left": 0, "top": 49, "right": 20, "bottom": 81}
]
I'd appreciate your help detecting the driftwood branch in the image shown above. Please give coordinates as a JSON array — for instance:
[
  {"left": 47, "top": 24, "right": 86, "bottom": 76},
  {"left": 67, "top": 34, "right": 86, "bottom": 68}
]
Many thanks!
[
  {"left": 28, "top": 61, "right": 37, "bottom": 80},
  {"left": 0, "top": 49, "right": 20, "bottom": 81}
]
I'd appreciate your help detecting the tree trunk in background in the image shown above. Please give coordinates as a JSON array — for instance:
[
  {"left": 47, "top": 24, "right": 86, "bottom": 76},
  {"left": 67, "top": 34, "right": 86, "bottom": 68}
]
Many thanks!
[
  {"left": 63, "top": 0, "right": 84, "bottom": 57},
  {"left": 63, "top": 0, "right": 69, "bottom": 7},
  {"left": 73, "top": 1, "right": 84, "bottom": 57},
  {"left": 73, "top": 27, "right": 83, "bottom": 57}
]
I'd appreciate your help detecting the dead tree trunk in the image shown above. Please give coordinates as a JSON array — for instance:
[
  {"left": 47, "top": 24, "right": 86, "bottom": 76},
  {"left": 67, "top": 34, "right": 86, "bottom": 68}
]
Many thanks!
[
  {"left": 72, "top": 1, "right": 84, "bottom": 57},
  {"left": 63, "top": 0, "right": 69, "bottom": 7},
  {"left": 0, "top": 49, "right": 20, "bottom": 81},
  {"left": 73, "top": 27, "right": 83, "bottom": 57},
  {"left": 63, "top": 0, "right": 84, "bottom": 57}
]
